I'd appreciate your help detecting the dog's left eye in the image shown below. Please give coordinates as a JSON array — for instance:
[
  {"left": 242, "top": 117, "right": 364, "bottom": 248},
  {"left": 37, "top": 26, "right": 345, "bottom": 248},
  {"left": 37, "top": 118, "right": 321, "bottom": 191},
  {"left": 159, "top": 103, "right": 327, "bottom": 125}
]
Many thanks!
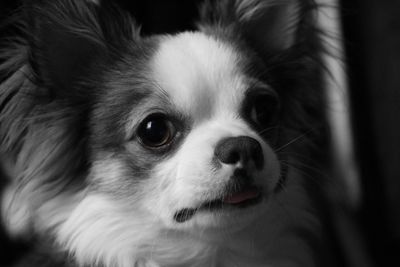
[
  {"left": 249, "top": 93, "right": 280, "bottom": 128},
  {"left": 137, "top": 114, "right": 176, "bottom": 148}
]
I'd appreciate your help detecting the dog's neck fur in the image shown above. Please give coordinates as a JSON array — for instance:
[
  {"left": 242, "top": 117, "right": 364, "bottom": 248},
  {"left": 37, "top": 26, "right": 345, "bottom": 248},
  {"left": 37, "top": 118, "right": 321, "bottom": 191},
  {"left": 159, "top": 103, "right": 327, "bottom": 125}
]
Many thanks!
[
  {"left": 14, "top": 169, "right": 316, "bottom": 267},
  {"left": 3, "top": 155, "right": 318, "bottom": 267}
]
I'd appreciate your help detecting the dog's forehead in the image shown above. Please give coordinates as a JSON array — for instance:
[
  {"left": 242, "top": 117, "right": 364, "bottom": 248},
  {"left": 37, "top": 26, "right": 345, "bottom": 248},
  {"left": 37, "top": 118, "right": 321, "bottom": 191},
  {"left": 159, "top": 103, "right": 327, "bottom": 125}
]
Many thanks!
[{"left": 151, "top": 32, "right": 247, "bottom": 120}]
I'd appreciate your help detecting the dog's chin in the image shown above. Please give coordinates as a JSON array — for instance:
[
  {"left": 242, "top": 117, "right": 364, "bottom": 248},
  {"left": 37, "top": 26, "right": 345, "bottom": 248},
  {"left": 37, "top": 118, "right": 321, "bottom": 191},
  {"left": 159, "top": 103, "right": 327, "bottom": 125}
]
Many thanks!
[{"left": 173, "top": 185, "right": 267, "bottom": 230}]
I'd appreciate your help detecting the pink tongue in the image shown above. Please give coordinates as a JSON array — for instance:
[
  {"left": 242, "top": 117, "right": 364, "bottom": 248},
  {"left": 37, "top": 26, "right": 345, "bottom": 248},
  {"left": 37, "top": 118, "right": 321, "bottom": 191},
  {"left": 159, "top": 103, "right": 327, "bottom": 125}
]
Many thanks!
[{"left": 223, "top": 189, "right": 260, "bottom": 204}]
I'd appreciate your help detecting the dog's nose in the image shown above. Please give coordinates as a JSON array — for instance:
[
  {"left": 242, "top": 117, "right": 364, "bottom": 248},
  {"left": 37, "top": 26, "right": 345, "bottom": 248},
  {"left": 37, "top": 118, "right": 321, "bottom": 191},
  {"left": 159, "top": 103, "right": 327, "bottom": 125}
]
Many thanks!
[{"left": 214, "top": 136, "right": 264, "bottom": 170}]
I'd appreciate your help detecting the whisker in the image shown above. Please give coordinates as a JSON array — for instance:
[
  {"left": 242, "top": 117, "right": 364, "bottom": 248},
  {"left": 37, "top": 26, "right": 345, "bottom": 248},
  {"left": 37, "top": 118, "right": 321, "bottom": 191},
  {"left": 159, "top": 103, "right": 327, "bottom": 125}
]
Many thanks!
[
  {"left": 275, "top": 128, "right": 315, "bottom": 152},
  {"left": 258, "top": 126, "right": 280, "bottom": 135},
  {"left": 280, "top": 161, "right": 325, "bottom": 187},
  {"left": 287, "top": 160, "right": 326, "bottom": 175}
]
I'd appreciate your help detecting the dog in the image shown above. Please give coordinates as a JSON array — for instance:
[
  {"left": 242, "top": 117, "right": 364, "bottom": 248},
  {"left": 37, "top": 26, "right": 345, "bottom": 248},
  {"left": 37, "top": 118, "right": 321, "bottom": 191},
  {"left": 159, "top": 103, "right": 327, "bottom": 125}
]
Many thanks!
[{"left": 0, "top": 0, "right": 333, "bottom": 266}]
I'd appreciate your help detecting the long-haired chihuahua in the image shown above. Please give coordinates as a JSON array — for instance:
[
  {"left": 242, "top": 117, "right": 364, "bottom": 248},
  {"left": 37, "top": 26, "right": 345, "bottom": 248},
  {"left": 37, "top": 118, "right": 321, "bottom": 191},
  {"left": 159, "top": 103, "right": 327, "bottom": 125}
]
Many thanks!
[{"left": 0, "top": 0, "right": 332, "bottom": 266}]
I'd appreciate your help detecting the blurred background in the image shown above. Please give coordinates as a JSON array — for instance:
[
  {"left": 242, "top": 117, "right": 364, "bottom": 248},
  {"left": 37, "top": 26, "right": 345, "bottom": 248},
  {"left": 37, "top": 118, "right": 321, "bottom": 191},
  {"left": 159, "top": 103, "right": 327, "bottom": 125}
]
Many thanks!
[
  {"left": 341, "top": 0, "right": 400, "bottom": 266},
  {"left": 1, "top": 0, "right": 399, "bottom": 266}
]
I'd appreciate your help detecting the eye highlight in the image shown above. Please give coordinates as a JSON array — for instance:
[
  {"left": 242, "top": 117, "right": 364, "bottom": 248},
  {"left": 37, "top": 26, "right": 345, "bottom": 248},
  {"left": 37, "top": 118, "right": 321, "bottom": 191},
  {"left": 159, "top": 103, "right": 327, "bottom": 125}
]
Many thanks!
[{"left": 137, "top": 113, "right": 176, "bottom": 148}]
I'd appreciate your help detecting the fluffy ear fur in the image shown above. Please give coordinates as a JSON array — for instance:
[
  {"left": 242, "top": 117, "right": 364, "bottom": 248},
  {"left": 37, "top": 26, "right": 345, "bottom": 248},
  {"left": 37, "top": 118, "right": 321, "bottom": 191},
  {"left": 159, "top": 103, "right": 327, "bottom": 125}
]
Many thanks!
[
  {"left": 26, "top": 0, "right": 139, "bottom": 100},
  {"left": 0, "top": 0, "right": 140, "bottom": 237},
  {"left": 235, "top": 0, "right": 301, "bottom": 52},
  {"left": 199, "top": 0, "right": 306, "bottom": 55}
]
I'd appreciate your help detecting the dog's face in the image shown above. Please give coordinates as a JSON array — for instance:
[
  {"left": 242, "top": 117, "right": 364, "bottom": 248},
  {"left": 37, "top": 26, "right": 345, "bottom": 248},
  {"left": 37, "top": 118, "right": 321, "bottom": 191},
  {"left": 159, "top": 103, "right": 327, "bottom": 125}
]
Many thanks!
[
  {"left": 1, "top": 0, "right": 322, "bottom": 265},
  {"left": 89, "top": 32, "right": 281, "bottom": 229}
]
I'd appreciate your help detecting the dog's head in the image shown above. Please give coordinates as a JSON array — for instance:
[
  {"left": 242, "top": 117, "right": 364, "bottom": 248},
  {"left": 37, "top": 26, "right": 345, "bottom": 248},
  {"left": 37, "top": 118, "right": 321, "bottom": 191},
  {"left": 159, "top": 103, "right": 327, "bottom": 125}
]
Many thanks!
[
  {"left": 115, "top": 31, "right": 281, "bottom": 227},
  {"left": 83, "top": 0, "right": 301, "bottom": 228},
  {"left": 1, "top": 0, "right": 323, "bottom": 265}
]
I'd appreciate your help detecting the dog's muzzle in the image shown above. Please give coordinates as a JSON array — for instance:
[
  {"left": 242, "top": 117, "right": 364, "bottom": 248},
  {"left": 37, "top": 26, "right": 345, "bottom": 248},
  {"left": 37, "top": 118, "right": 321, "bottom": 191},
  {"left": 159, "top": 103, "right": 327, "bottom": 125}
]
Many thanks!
[{"left": 173, "top": 136, "right": 265, "bottom": 223}]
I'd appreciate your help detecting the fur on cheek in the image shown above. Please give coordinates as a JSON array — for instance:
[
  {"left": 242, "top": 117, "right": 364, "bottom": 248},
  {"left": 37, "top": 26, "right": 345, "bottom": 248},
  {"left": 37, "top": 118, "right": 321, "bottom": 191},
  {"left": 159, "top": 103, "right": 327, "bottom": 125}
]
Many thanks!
[
  {"left": 55, "top": 194, "right": 214, "bottom": 267},
  {"left": 56, "top": 195, "right": 155, "bottom": 267}
]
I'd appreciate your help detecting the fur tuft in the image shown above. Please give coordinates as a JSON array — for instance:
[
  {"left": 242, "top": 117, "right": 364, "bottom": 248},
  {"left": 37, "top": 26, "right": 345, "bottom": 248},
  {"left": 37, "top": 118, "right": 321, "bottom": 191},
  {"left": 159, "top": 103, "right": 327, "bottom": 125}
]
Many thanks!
[{"left": 0, "top": 0, "right": 141, "bottom": 239}]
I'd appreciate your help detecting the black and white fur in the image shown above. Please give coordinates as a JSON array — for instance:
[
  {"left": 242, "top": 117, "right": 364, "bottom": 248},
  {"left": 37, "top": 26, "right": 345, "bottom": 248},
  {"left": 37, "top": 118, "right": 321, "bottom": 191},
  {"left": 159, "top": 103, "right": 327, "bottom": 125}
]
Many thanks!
[{"left": 0, "top": 0, "right": 331, "bottom": 266}]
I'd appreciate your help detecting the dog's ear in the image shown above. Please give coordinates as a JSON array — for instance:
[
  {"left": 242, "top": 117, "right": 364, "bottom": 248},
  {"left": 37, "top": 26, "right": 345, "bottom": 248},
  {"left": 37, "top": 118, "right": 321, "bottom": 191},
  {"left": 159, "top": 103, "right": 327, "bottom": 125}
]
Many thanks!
[
  {"left": 236, "top": 0, "right": 302, "bottom": 52},
  {"left": 26, "top": 0, "right": 139, "bottom": 99},
  {"left": 199, "top": 0, "right": 304, "bottom": 55}
]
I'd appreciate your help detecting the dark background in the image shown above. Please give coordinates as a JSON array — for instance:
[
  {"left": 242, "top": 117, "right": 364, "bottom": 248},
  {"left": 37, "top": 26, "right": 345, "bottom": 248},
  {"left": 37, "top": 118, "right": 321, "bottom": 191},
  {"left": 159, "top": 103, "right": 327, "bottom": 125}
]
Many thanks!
[
  {"left": 341, "top": 0, "right": 400, "bottom": 266},
  {"left": 1, "top": 0, "right": 399, "bottom": 266}
]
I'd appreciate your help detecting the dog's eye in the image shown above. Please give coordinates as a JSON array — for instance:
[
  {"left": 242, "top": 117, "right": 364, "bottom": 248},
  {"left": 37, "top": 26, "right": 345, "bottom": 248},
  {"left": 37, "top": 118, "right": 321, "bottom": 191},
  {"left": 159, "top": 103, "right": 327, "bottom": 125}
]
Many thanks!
[
  {"left": 249, "top": 94, "right": 280, "bottom": 128},
  {"left": 137, "top": 114, "right": 176, "bottom": 148}
]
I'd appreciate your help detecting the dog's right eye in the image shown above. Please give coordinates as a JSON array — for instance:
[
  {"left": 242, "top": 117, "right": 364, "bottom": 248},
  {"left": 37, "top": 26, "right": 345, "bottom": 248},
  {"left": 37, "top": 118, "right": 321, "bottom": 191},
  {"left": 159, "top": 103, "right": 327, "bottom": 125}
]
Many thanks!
[{"left": 137, "top": 114, "right": 176, "bottom": 148}]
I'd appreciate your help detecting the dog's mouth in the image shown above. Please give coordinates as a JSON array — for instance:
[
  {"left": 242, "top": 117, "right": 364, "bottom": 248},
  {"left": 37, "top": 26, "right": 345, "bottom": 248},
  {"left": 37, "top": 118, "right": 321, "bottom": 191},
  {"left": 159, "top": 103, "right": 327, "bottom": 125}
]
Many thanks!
[{"left": 173, "top": 186, "right": 262, "bottom": 223}]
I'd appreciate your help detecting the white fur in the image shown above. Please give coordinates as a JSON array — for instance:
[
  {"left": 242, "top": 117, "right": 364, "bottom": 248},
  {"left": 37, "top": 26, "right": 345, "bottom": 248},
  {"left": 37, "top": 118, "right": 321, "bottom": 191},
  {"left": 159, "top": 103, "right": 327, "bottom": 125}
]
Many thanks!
[
  {"left": 1, "top": 185, "right": 32, "bottom": 236},
  {"left": 56, "top": 171, "right": 317, "bottom": 267},
  {"left": 56, "top": 194, "right": 215, "bottom": 267},
  {"left": 152, "top": 32, "right": 247, "bottom": 121}
]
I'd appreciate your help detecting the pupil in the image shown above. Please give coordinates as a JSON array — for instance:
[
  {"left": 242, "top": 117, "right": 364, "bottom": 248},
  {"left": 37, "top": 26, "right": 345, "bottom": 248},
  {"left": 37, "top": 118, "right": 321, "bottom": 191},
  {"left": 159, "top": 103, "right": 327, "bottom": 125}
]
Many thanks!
[
  {"left": 253, "top": 96, "right": 278, "bottom": 126},
  {"left": 145, "top": 119, "right": 169, "bottom": 145},
  {"left": 256, "top": 102, "right": 270, "bottom": 124},
  {"left": 137, "top": 114, "right": 175, "bottom": 149}
]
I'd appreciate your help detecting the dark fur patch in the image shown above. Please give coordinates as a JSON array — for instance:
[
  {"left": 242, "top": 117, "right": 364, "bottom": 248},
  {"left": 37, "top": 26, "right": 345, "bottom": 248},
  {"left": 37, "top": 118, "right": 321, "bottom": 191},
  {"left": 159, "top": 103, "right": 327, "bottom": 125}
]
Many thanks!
[
  {"left": 0, "top": 0, "right": 151, "bottom": 193},
  {"left": 198, "top": 0, "right": 329, "bottom": 188}
]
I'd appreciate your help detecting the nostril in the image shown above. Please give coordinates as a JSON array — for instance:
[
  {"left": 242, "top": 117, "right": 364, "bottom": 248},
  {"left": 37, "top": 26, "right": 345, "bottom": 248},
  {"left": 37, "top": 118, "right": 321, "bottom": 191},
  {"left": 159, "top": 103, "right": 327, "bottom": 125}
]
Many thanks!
[
  {"left": 249, "top": 142, "right": 264, "bottom": 170},
  {"left": 214, "top": 136, "right": 264, "bottom": 169},
  {"left": 225, "top": 151, "right": 240, "bottom": 165}
]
